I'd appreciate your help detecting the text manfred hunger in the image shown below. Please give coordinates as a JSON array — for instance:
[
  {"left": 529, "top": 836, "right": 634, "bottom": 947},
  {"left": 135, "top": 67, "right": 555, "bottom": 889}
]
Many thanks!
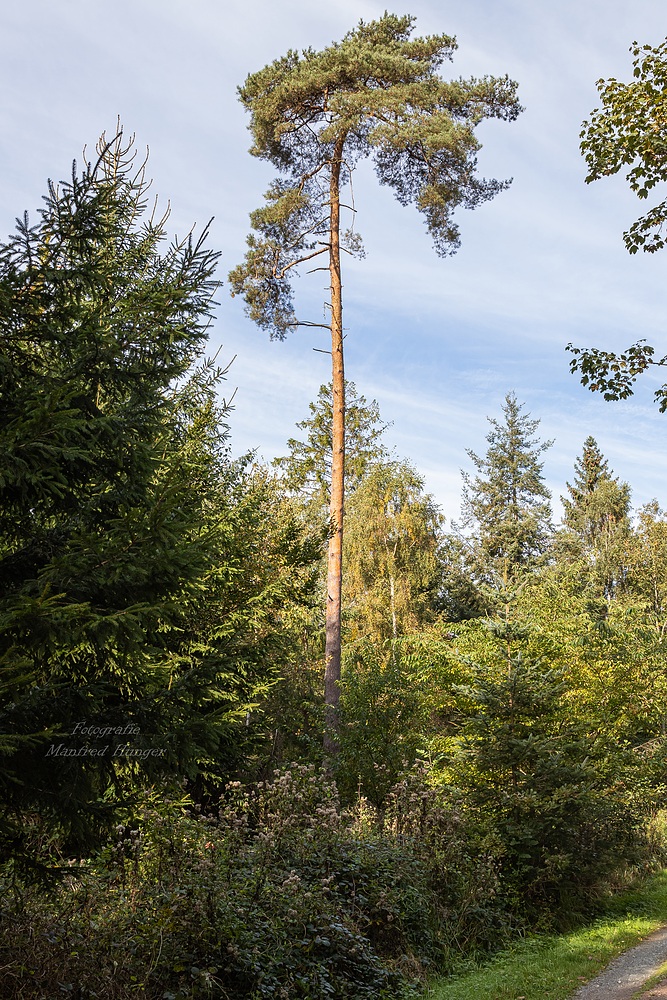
[{"left": 46, "top": 744, "right": 166, "bottom": 759}]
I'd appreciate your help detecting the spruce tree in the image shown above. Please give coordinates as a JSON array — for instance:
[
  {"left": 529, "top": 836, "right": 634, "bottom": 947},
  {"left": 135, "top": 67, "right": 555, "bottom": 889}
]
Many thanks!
[
  {"left": 0, "top": 131, "right": 309, "bottom": 871},
  {"left": 460, "top": 393, "right": 553, "bottom": 583},
  {"left": 562, "top": 437, "right": 630, "bottom": 545},
  {"left": 560, "top": 437, "right": 631, "bottom": 598},
  {"left": 229, "top": 13, "right": 522, "bottom": 750},
  {"left": 437, "top": 533, "right": 490, "bottom": 621},
  {"left": 273, "top": 381, "right": 389, "bottom": 510}
]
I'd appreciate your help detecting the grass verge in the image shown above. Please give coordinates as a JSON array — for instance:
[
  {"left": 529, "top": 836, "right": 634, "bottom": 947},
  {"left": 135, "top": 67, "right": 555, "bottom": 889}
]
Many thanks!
[
  {"left": 631, "top": 958, "right": 667, "bottom": 998},
  {"left": 424, "top": 871, "right": 667, "bottom": 1000}
]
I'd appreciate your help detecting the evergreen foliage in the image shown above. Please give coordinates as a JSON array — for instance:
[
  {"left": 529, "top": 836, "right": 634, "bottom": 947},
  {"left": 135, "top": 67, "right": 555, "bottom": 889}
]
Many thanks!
[
  {"left": 460, "top": 393, "right": 553, "bottom": 581},
  {"left": 437, "top": 534, "right": 491, "bottom": 621},
  {"left": 229, "top": 12, "right": 522, "bottom": 748},
  {"left": 0, "top": 131, "right": 319, "bottom": 872},
  {"left": 562, "top": 437, "right": 630, "bottom": 542},
  {"left": 229, "top": 12, "right": 522, "bottom": 336},
  {"left": 3, "top": 92, "right": 667, "bottom": 994},
  {"left": 559, "top": 437, "right": 631, "bottom": 598},
  {"left": 273, "top": 381, "right": 389, "bottom": 508}
]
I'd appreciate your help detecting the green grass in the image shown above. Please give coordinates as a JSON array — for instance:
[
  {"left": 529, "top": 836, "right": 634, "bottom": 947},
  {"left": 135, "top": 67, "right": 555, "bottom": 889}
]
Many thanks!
[{"left": 423, "top": 871, "right": 667, "bottom": 1000}]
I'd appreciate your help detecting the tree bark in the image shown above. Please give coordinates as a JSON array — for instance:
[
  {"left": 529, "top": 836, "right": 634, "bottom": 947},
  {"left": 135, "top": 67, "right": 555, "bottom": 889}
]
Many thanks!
[{"left": 324, "top": 135, "right": 346, "bottom": 756}]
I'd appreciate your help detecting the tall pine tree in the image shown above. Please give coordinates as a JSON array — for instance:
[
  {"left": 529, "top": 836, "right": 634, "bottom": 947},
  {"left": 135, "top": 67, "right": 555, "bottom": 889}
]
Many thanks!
[{"left": 229, "top": 13, "right": 522, "bottom": 750}]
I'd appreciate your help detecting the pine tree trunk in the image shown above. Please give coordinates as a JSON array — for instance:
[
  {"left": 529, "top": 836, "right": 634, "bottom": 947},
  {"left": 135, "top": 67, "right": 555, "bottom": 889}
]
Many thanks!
[{"left": 324, "top": 136, "right": 346, "bottom": 756}]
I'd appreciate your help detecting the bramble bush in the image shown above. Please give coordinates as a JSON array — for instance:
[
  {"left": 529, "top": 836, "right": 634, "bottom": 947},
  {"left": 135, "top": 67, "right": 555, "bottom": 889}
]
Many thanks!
[
  {"left": 1, "top": 753, "right": 660, "bottom": 999},
  {"left": 0, "top": 764, "right": 511, "bottom": 999}
]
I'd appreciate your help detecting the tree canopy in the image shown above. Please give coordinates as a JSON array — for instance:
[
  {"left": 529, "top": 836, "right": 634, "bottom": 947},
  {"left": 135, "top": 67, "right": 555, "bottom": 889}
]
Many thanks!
[
  {"left": 229, "top": 13, "right": 522, "bottom": 751},
  {"left": 580, "top": 37, "right": 667, "bottom": 256},
  {"left": 570, "top": 37, "right": 667, "bottom": 409},
  {"left": 229, "top": 12, "right": 522, "bottom": 336},
  {"left": 5, "top": 23, "right": 667, "bottom": 995}
]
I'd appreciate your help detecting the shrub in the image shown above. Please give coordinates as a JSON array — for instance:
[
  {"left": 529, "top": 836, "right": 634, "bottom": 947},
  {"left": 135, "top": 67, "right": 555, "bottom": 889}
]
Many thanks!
[
  {"left": 2, "top": 747, "right": 652, "bottom": 999},
  {"left": 0, "top": 767, "right": 442, "bottom": 998},
  {"left": 448, "top": 655, "right": 652, "bottom": 923}
]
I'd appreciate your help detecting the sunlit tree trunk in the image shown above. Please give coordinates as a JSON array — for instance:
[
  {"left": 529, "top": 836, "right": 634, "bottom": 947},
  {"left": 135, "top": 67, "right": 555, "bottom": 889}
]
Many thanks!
[
  {"left": 324, "top": 135, "right": 346, "bottom": 754},
  {"left": 230, "top": 14, "right": 522, "bottom": 756}
]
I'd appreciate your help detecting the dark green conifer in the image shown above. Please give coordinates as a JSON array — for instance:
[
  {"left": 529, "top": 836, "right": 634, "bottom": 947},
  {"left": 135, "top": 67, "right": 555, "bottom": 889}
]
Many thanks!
[
  {"left": 460, "top": 393, "right": 553, "bottom": 582},
  {"left": 562, "top": 436, "right": 630, "bottom": 546},
  {"left": 0, "top": 131, "right": 310, "bottom": 872},
  {"left": 560, "top": 437, "right": 631, "bottom": 598}
]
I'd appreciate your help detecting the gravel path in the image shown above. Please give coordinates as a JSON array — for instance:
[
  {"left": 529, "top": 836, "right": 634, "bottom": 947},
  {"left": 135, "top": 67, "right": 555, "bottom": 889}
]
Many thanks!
[{"left": 572, "top": 925, "right": 667, "bottom": 1000}]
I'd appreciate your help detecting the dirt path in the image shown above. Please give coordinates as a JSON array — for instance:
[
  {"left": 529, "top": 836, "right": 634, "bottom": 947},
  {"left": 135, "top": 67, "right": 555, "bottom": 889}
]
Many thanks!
[
  {"left": 642, "top": 982, "right": 667, "bottom": 999},
  {"left": 572, "top": 925, "right": 667, "bottom": 1000}
]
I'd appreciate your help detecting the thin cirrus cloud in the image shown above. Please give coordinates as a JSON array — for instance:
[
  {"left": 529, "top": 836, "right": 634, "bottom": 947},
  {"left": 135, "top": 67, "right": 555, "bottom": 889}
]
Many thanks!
[{"left": 1, "top": 0, "right": 666, "bottom": 523}]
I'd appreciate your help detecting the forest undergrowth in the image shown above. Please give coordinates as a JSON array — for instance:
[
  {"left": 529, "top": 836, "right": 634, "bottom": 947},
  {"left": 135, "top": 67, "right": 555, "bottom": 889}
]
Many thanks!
[
  {"left": 426, "top": 868, "right": 667, "bottom": 1000},
  {"left": 1, "top": 764, "right": 665, "bottom": 1000}
]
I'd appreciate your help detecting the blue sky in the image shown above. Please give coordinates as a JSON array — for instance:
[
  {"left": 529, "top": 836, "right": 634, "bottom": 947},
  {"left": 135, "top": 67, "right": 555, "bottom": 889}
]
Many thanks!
[{"left": 3, "top": 0, "right": 667, "bottom": 523}]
